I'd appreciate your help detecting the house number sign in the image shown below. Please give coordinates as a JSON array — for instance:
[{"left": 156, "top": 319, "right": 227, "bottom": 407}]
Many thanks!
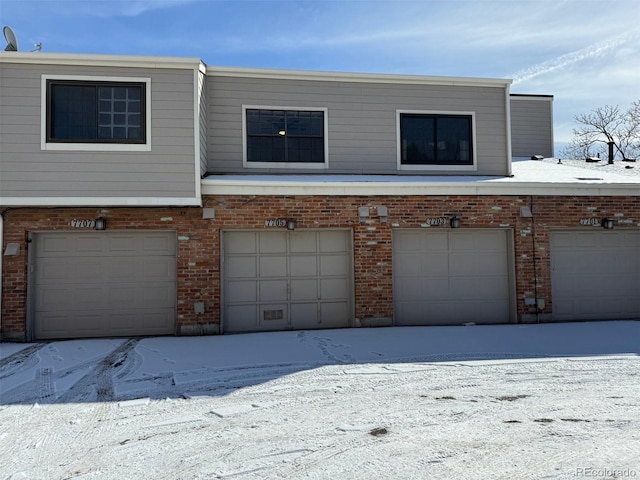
[
  {"left": 426, "top": 217, "right": 447, "bottom": 226},
  {"left": 580, "top": 218, "right": 600, "bottom": 226},
  {"left": 264, "top": 218, "right": 287, "bottom": 227},
  {"left": 69, "top": 219, "right": 96, "bottom": 228}
]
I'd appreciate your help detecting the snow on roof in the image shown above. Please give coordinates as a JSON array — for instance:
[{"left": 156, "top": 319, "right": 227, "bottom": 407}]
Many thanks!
[{"left": 201, "top": 158, "right": 640, "bottom": 196}]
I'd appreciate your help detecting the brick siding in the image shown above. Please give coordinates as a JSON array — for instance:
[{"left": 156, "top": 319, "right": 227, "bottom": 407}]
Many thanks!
[{"left": 1, "top": 195, "right": 638, "bottom": 340}]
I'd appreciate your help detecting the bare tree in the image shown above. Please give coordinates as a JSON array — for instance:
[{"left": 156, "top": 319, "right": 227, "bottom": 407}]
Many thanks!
[{"left": 562, "top": 100, "right": 640, "bottom": 161}]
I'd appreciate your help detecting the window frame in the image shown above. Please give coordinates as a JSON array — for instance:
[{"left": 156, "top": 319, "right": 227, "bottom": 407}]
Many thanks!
[
  {"left": 396, "top": 110, "right": 477, "bottom": 171},
  {"left": 41, "top": 75, "right": 152, "bottom": 151},
  {"left": 242, "top": 105, "right": 329, "bottom": 169}
]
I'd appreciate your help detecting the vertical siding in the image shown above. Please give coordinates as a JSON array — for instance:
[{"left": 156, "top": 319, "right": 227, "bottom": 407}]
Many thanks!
[
  {"left": 198, "top": 69, "right": 208, "bottom": 176},
  {"left": 207, "top": 76, "right": 510, "bottom": 176},
  {"left": 510, "top": 96, "right": 554, "bottom": 158},
  {"left": 0, "top": 62, "right": 198, "bottom": 200}
]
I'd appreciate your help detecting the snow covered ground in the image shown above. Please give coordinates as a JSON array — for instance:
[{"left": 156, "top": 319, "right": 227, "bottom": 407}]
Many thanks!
[{"left": 1, "top": 321, "right": 638, "bottom": 480}]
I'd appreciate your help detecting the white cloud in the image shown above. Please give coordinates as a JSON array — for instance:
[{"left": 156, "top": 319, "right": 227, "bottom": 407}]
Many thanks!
[{"left": 510, "top": 30, "right": 640, "bottom": 85}]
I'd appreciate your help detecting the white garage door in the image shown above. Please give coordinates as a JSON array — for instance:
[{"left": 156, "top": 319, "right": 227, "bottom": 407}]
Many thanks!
[
  {"left": 393, "top": 229, "right": 513, "bottom": 325},
  {"left": 223, "top": 230, "right": 353, "bottom": 333},
  {"left": 32, "top": 231, "right": 177, "bottom": 339},
  {"left": 550, "top": 230, "right": 640, "bottom": 321}
]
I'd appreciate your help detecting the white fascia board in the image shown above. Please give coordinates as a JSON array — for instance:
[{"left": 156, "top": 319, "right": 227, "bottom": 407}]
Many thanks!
[
  {"left": 0, "top": 197, "right": 202, "bottom": 207},
  {"left": 207, "top": 66, "right": 512, "bottom": 88},
  {"left": 0, "top": 52, "right": 202, "bottom": 70},
  {"left": 509, "top": 95, "right": 554, "bottom": 102},
  {"left": 200, "top": 178, "right": 640, "bottom": 197}
]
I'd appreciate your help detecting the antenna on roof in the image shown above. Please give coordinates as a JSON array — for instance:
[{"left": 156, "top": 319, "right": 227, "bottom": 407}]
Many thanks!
[{"left": 3, "top": 25, "right": 18, "bottom": 51}]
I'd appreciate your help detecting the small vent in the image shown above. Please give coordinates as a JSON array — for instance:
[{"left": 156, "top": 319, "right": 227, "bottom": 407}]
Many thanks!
[{"left": 263, "top": 309, "right": 284, "bottom": 321}]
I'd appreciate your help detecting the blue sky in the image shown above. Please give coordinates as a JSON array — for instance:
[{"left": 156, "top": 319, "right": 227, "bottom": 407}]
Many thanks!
[{"left": 2, "top": 0, "right": 639, "bottom": 154}]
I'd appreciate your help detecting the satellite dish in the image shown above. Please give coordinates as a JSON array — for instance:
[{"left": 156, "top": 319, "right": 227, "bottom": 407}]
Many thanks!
[{"left": 3, "top": 26, "right": 18, "bottom": 51}]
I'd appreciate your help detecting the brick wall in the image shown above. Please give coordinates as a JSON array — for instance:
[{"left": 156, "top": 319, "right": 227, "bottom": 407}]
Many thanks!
[{"left": 1, "top": 195, "right": 638, "bottom": 340}]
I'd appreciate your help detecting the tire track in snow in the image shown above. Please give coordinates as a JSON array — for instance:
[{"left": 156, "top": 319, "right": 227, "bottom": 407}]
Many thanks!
[
  {"left": 57, "top": 338, "right": 140, "bottom": 403},
  {"left": 0, "top": 343, "right": 46, "bottom": 378}
]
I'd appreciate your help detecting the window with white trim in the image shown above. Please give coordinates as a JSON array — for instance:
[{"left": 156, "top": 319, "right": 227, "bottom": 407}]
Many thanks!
[
  {"left": 398, "top": 111, "right": 475, "bottom": 170},
  {"left": 41, "top": 75, "right": 151, "bottom": 151},
  {"left": 243, "top": 106, "right": 328, "bottom": 168}
]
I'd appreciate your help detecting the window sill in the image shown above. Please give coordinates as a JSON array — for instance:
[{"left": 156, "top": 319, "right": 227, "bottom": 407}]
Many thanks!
[
  {"left": 41, "top": 142, "right": 151, "bottom": 152},
  {"left": 244, "top": 161, "right": 328, "bottom": 170},
  {"left": 398, "top": 163, "right": 477, "bottom": 172}
]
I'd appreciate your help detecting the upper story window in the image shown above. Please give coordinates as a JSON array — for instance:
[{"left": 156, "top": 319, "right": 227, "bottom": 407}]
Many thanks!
[
  {"left": 243, "top": 106, "right": 328, "bottom": 169},
  {"left": 397, "top": 111, "right": 476, "bottom": 171},
  {"left": 41, "top": 75, "right": 151, "bottom": 151}
]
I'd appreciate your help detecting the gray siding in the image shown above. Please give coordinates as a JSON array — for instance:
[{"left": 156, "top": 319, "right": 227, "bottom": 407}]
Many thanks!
[
  {"left": 510, "top": 96, "right": 554, "bottom": 158},
  {"left": 207, "top": 76, "right": 510, "bottom": 176},
  {"left": 198, "top": 69, "right": 208, "bottom": 176},
  {"left": 0, "top": 62, "right": 197, "bottom": 200}
]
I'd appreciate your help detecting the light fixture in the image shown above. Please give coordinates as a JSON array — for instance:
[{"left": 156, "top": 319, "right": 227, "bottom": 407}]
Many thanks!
[
  {"left": 95, "top": 217, "right": 107, "bottom": 231},
  {"left": 287, "top": 219, "right": 297, "bottom": 231},
  {"left": 278, "top": 130, "right": 286, "bottom": 136},
  {"left": 601, "top": 218, "right": 614, "bottom": 229},
  {"left": 450, "top": 215, "right": 461, "bottom": 229}
]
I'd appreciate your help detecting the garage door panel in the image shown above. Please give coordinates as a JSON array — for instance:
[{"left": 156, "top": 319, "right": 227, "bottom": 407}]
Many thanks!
[
  {"left": 320, "top": 255, "right": 349, "bottom": 276},
  {"left": 421, "top": 278, "right": 450, "bottom": 300},
  {"left": 226, "top": 305, "right": 258, "bottom": 331},
  {"left": 550, "top": 231, "right": 640, "bottom": 321},
  {"left": 259, "top": 256, "right": 288, "bottom": 277},
  {"left": 291, "top": 303, "right": 318, "bottom": 327},
  {"left": 395, "top": 255, "right": 422, "bottom": 276},
  {"left": 455, "top": 301, "right": 506, "bottom": 323},
  {"left": 225, "top": 232, "right": 256, "bottom": 254},
  {"left": 38, "top": 285, "right": 105, "bottom": 310},
  {"left": 319, "top": 231, "right": 349, "bottom": 253},
  {"left": 259, "top": 279, "right": 288, "bottom": 302},
  {"left": 422, "top": 254, "right": 449, "bottom": 275},
  {"left": 259, "top": 232, "right": 287, "bottom": 253},
  {"left": 320, "top": 302, "right": 350, "bottom": 326},
  {"left": 36, "top": 236, "right": 72, "bottom": 256},
  {"left": 226, "top": 280, "right": 257, "bottom": 302},
  {"left": 226, "top": 257, "right": 257, "bottom": 278},
  {"left": 290, "top": 232, "right": 317, "bottom": 253},
  {"left": 396, "top": 278, "right": 423, "bottom": 301},
  {"left": 450, "top": 276, "right": 508, "bottom": 299},
  {"left": 141, "top": 259, "right": 176, "bottom": 281},
  {"left": 291, "top": 279, "right": 318, "bottom": 301},
  {"left": 394, "top": 229, "right": 512, "bottom": 325},
  {"left": 320, "top": 278, "right": 349, "bottom": 300},
  {"left": 290, "top": 256, "right": 317, "bottom": 276},
  {"left": 76, "top": 236, "right": 108, "bottom": 254}
]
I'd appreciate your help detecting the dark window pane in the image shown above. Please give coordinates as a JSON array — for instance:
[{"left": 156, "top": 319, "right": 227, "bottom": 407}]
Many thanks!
[
  {"left": 49, "top": 81, "right": 145, "bottom": 143},
  {"left": 246, "top": 109, "right": 325, "bottom": 163},
  {"left": 112, "top": 127, "right": 127, "bottom": 139},
  {"left": 401, "top": 115, "right": 435, "bottom": 164},
  {"left": 51, "top": 85, "right": 97, "bottom": 140},
  {"left": 128, "top": 88, "right": 141, "bottom": 100},
  {"left": 113, "top": 101, "right": 127, "bottom": 113},
  {"left": 437, "top": 117, "right": 471, "bottom": 163},
  {"left": 129, "top": 114, "right": 141, "bottom": 126},
  {"left": 113, "top": 87, "right": 127, "bottom": 99},
  {"left": 98, "top": 126, "right": 112, "bottom": 139},
  {"left": 401, "top": 114, "right": 472, "bottom": 165}
]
